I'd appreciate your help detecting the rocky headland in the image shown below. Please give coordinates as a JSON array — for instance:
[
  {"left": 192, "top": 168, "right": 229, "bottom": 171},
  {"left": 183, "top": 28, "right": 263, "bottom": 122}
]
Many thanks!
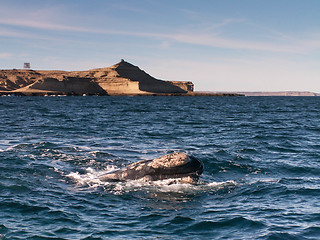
[
  {"left": 0, "top": 60, "right": 198, "bottom": 96},
  {"left": 1, "top": 61, "right": 317, "bottom": 97}
]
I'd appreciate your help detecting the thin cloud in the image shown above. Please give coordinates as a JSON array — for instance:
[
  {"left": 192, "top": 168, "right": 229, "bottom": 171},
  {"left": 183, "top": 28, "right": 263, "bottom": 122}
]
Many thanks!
[
  {"left": 0, "top": 18, "right": 95, "bottom": 33},
  {"left": 0, "top": 28, "right": 66, "bottom": 42},
  {"left": 207, "top": 18, "right": 245, "bottom": 31},
  {"left": 1, "top": 16, "right": 319, "bottom": 54},
  {"left": 168, "top": 33, "right": 308, "bottom": 53},
  {"left": 111, "top": 2, "right": 148, "bottom": 14},
  {"left": 0, "top": 52, "right": 13, "bottom": 58}
]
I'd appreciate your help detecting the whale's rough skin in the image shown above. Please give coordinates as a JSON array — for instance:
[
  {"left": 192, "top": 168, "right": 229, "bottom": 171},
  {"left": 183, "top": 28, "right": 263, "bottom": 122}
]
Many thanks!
[{"left": 99, "top": 152, "right": 203, "bottom": 183}]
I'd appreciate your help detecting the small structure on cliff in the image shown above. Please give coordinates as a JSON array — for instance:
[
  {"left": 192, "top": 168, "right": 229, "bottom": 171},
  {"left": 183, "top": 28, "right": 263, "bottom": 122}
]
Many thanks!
[
  {"left": 0, "top": 60, "right": 194, "bottom": 96},
  {"left": 23, "top": 63, "right": 31, "bottom": 69}
]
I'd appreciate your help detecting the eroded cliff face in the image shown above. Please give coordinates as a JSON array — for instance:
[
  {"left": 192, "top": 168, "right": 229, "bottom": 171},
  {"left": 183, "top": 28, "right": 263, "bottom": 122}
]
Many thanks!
[{"left": 0, "top": 60, "right": 194, "bottom": 95}]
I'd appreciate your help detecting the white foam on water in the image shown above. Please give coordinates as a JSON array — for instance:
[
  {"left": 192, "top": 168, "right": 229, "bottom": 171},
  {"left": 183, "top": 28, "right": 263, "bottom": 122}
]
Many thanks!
[
  {"left": 66, "top": 165, "right": 119, "bottom": 188},
  {"left": 65, "top": 163, "right": 238, "bottom": 196},
  {"left": 207, "top": 180, "right": 237, "bottom": 187},
  {"left": 106, "top": 178, "right": 238, "bottom": 196},
  {"left": 246, "top": 177, "right": 279, "bottom": 185},
  {"left": 0, "top": 144, "right": 19, "bottom": 152}
]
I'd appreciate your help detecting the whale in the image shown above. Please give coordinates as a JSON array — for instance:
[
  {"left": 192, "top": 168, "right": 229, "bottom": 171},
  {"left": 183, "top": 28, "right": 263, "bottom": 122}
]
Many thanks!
[{"left": 99, "top": 152, "right": 203, "bottom": 183}]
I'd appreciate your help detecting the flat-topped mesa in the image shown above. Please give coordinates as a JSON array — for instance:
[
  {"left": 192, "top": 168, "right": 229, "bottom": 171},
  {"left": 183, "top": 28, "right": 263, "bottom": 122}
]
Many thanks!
[{"left": 0, "top": 59, "right": 194, "bottom": 95}]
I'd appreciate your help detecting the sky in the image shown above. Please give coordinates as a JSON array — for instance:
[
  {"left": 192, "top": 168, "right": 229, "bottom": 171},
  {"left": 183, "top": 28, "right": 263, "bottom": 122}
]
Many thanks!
[{"left": 0, "top": 0, "right": 319, "bottom": 92}]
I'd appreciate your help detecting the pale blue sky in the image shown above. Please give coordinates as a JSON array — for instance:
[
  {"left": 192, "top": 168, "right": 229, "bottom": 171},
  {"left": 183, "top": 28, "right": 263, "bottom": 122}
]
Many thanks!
[{"left": 1, "top": 0, "right": 319, "bottom": 91}]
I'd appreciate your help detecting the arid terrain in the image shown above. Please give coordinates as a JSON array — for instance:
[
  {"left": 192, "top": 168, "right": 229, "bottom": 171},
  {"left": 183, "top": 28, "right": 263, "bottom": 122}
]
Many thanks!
[{"left": 0, "top": 60, "right": 194, "bottom": 96}]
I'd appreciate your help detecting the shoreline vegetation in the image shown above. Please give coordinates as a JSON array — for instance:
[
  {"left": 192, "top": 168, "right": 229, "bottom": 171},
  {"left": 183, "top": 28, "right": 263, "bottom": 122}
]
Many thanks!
[{"left": 0, "top": 60, "right": 318, "bottom": 97}]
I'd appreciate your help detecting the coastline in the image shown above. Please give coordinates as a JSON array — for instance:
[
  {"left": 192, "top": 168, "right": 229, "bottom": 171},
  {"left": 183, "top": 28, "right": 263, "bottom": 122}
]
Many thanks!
[
  {"left": 238, "top": 91, "right": 320, "bottom": 96},
  {"left": 1, "top": 61, "right": 318, "bottom": 97},
  {"left": 0, "top": 90, "right": 242, "bottom": 97},
  {"left": 1, "top": 90, "right": 319, "bottom": 97}
]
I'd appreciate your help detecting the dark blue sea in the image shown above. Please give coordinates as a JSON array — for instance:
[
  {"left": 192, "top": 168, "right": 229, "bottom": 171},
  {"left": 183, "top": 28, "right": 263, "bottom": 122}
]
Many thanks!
[{"left": 0, "top": 96, "right": 319, "bottom": 240}]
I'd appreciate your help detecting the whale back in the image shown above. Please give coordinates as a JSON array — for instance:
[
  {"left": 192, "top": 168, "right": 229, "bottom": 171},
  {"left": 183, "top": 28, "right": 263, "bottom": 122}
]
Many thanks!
[{"left": 99, "top": 152, "right": 203, "bottom": 182}]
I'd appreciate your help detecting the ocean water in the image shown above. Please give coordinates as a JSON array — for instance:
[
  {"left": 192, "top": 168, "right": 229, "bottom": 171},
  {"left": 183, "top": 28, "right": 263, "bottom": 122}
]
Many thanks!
[{"left": 0, "top": 96, "right": 319, "bottom": 240}]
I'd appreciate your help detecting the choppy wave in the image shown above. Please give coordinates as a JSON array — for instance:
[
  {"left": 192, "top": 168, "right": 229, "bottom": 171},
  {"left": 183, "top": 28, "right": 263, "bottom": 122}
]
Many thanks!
[
  {"left": 66, "top": 165, "right": 237, "bottom": 195},
  {"left": 1, "top": 96, "right": 320, "bottom": 239}
]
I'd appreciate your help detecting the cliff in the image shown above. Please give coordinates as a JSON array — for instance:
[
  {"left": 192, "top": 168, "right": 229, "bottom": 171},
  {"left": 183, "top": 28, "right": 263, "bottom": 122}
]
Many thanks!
[{"left": 0, "top": 60, "right": 194, "bottom": 96}]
